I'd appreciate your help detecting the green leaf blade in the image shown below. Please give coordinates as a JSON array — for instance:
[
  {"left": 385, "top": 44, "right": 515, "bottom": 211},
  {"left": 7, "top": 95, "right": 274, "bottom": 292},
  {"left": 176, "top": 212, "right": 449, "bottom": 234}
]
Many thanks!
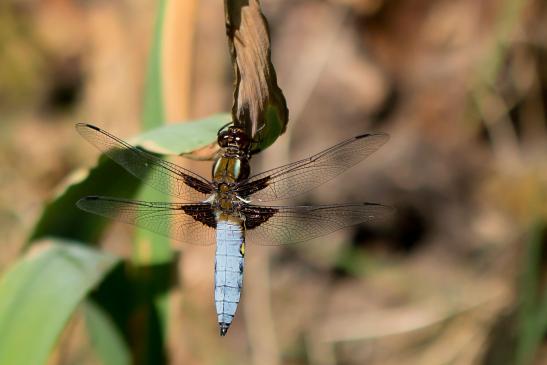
[
  {"left": 84, "top": 301, "right": 131, "bottom": 365},
  {"left": 0, "top": 240, "right": 119, "bottom": 365},
  {"left": 134, "top": 113, "right": 231, "bottom": 155}
]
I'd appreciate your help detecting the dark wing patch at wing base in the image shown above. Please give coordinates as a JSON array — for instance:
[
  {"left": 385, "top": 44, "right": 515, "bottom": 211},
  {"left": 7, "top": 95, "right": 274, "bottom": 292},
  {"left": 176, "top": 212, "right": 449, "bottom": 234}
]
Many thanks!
[
  {"left": 242, "top": 203, "right": 394, "bottom": 245},
  {"left": 76, "top": 123, "right": 214, "bottom": 201},
  {"left": 181, "top": 204, "right": 217, "bottom": 228},
  {"left": 77, "top": 196, "right": 217, "bottom": 246},
  {"left": 240, "top": 205, "right": 277, "bottom": 229},
  {"left": 235, "top": 133, "right": 389, "bottom": 202}
]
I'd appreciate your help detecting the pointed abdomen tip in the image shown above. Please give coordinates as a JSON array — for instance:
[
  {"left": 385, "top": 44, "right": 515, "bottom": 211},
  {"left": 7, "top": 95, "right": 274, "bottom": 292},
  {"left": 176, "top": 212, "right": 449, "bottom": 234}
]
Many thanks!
[{"left": 219, "top": 322, "right": 230, "bottom": 336}]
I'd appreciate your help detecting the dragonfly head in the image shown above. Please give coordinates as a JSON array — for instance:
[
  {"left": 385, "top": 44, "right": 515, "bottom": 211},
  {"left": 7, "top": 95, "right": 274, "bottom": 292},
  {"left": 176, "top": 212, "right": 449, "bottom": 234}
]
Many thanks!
[{"left": 218, "top": 126, "right": 250, "bottom": 152}]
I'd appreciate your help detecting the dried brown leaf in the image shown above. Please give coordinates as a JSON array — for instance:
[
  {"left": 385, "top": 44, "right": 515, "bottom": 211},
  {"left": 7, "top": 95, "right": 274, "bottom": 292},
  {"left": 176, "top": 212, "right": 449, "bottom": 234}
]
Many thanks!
[{"left": 225, "top": 0, "right": 289, "bottom": 154}]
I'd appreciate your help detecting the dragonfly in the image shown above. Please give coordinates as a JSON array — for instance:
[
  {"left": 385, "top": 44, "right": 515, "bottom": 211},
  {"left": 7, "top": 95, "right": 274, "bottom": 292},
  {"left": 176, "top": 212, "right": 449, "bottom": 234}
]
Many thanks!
[{"left": 75, "top": 123, "right": 392, "bottom": 336}]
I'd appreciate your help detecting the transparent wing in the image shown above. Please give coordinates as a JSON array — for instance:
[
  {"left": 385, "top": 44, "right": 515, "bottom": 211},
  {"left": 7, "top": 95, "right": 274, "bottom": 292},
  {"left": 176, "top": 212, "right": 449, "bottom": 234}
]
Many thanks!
[
  {"left": 235, "top": 133, "right": 389, "bottom": 202},
  {"left": 77, "top": 196, "right": 216, "bottom": 246},
  {"left": 242, "top": 203, "right": 394, "bottom": 245},
  {"left": 76, "top": 123, "right": 214, "bottom": 201}
]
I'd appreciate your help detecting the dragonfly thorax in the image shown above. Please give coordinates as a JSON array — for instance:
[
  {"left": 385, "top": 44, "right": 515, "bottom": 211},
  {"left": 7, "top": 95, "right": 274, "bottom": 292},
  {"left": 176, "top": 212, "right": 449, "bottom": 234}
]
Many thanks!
[
  {"left": 211, "top": 150, "right": 250, "bottom": 216},
  {"left": 212, "top": 155, "right": 250, "bottom": 183},
  {"left": 211, "top": 183, "right": 244, "bottom": 214}
]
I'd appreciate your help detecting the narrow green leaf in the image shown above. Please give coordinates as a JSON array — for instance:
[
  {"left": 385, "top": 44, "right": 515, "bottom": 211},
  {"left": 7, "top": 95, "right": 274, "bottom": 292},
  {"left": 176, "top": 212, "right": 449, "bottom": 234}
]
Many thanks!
[
  {"left": 84, "top": 301, "right": 131, "bottom": 365},
  {"left": 142, "top": 0, "right": 167, "bottom": 130},
  {"left": 134, "top": 0, "right": 170, "bottom": 266},
  {"left": 516, "top": 220, "right": 546, "bottom": 365},
  {"left": 132, "top": 2, "right": 171, "bottom": 364},
  {"left": 0, "top": 240, "right": 119, "bottom": 365}
]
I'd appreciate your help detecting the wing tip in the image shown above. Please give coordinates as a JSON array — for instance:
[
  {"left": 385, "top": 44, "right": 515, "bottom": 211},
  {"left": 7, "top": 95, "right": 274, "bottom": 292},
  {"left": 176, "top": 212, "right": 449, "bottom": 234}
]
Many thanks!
[
  {"left": 75, "top": 123, "right": 101, "bottom": 133},
  {"left": 363, "top": 202, "right": 397, "bottom": 217},
  {"left": 355, "top": 132, "right": 390, "bottom": 142},
  {"left": 76, "top": 195, "right": 100, "bottom": 208},
  {"left": 75, "top": 122, "right": 94, "bottom": 129}
]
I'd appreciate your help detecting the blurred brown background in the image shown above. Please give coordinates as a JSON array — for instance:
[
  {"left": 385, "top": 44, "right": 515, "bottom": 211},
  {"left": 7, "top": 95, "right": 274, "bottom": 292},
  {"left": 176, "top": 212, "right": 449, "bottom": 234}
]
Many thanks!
[{"left": 1, "top": 0, "right": 546, "bottom": 364}]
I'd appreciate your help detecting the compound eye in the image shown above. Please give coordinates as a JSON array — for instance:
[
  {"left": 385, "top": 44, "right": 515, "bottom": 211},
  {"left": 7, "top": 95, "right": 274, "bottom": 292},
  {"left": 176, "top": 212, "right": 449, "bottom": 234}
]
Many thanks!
[
  {"left": 237, "top": 134, "right": 250, "bottom": 149},
  {"left": 217, "top": 131, "right": 229, "bottom": 147},
  {"left": 227, "top": 127, "right": 249, "bottom": 148}
]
